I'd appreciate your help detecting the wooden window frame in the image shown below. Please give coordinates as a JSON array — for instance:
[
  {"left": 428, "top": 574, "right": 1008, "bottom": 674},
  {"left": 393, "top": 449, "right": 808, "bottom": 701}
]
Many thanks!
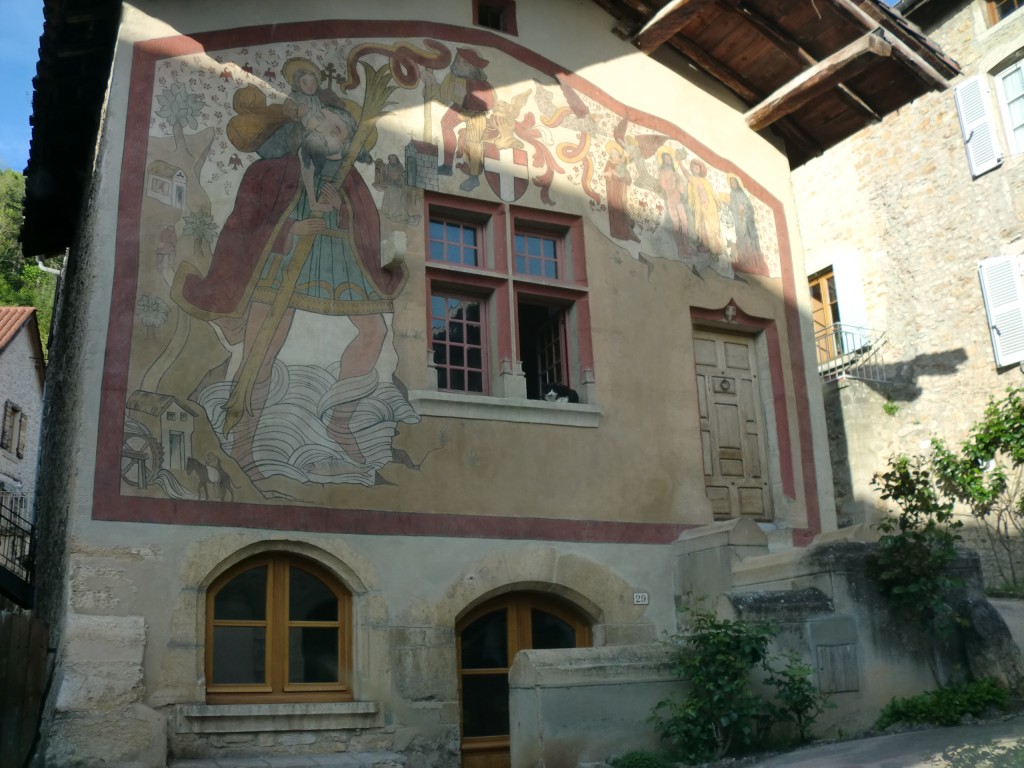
[
  {"left": 456, "top": 593, "right": 591, "bottom": 760},
  {"left": 206, "top": 553, "right": 352, "bottom": 704},
  {"left": 996, "top": 61, "right": 1024, "bottom": 156},
  {"left": 809, "top": 267, "right": 842, "bottom": 364},
  {"left": 1, "top": 401, "right": 23, "bottom": 457},
  {"left": 425, "top": 194, "right": 592, "bottom": 400},
  {"left": 984, "top": 0, "right": 1023, "bottom": 26}
]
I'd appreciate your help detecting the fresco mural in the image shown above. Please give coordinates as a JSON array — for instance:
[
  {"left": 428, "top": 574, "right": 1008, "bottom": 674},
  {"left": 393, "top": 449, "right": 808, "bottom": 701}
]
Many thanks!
[{"left": 118, "top": 32, "right": 783, "bottom": 507}]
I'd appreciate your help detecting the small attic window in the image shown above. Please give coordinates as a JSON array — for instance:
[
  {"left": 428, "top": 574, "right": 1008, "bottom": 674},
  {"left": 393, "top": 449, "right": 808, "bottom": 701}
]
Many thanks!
[{"left": 474, "top": 0, "right": 518, "bottom": 35}]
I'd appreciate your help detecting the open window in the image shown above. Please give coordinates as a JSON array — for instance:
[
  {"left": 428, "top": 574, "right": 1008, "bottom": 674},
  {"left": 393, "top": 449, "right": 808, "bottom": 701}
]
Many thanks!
[
  {"left": 473, "top": 0, "right": 518, "bottom": 35},
  {"left": 425, "top": 195, "right": 592, "bottom": 402}
]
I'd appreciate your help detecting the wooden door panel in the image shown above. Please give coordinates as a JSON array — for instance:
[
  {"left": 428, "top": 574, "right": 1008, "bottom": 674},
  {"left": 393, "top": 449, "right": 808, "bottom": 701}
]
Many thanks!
[{"left": 693, "top": 330, "right": 772, "bottom": 521}]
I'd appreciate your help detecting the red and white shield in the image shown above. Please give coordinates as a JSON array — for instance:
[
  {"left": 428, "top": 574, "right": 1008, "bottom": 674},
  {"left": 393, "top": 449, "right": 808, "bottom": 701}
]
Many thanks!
[{"left": 483, "top": 144, "right": 529, "bottom": 202}]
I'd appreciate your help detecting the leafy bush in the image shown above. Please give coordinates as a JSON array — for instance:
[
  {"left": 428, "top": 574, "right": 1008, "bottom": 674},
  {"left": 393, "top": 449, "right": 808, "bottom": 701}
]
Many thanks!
[
  {"left": 874, "top": 678, "right": 1008, "bottom": 729},
  {"left": 766, "top": 652, "right": 834, "bottom": 742},
  {"left": 651, "top": 604, "right": 829, "bottom": 764},
  {"left": 871, "top": 454, "right": 964, "bottom": 633},
  {"left": 611, "top": 750, "right": 674, "bottom": 768}
]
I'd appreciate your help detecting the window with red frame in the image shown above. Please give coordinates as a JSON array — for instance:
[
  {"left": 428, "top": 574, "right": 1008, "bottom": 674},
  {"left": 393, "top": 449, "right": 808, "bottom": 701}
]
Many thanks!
[{"left": 425, "top": 197, "right": 591, "bottom": 401}]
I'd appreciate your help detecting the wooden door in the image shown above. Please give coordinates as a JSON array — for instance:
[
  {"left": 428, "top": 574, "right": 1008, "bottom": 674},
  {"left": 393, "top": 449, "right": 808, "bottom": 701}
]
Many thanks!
[
  {"left": 693, "top": 330, "right": 772, "bottom": 521},
  {"left": 457, "top": 594, "right": 591, "bottom": 768}
]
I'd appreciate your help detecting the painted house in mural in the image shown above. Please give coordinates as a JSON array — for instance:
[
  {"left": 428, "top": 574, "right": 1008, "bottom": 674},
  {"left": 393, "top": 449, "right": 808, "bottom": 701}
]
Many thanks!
[
  {"left": 793, "top": 0, "right": 1024, "bottom": 540},
  {"left": 20, "top": 0, "right": 955, "bottom": 765}
]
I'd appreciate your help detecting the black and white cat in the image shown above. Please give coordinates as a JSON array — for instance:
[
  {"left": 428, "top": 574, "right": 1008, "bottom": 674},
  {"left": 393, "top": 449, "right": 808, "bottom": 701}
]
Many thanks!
[{"left": 542, "top": 383, "right": 579, "bottom": 403}]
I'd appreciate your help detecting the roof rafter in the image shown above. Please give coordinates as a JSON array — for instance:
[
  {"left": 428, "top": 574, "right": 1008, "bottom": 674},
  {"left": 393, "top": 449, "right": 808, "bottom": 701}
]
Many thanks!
[
  {"left": 744, "top": 30, "right": 892, "bottom": 131},
  {"left": 633, "top": 0, "right": 714, "bottom": 53}
]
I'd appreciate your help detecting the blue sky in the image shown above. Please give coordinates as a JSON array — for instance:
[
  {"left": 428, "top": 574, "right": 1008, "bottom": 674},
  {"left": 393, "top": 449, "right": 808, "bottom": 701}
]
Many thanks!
[{"left": 0, "top": 1, "right": 44, "bottom": 172}]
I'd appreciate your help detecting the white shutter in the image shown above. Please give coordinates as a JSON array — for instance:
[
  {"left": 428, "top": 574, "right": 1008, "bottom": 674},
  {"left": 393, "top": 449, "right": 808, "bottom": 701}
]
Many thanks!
[
  {"left": 955, "top": 77, "right": 1003, "bottom": 178},
  {"left": 979, "top": 256, "right": 1024, "bottom": 367}
]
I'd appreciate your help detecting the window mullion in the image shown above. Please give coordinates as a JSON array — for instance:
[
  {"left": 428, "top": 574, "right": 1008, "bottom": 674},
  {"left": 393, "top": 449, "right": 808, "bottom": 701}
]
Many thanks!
[{"left": 270, "top": 559, "right": 286, "bottom": 693}]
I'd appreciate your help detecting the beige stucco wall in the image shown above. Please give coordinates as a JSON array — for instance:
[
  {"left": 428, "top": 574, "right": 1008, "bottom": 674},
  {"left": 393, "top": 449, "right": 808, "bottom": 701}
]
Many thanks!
[
  {"left": 32, "top": 0, "right": 836, "bottom": 765},
  {"left": 792, "top": 2, "right": 1024, "bottom": 535}
]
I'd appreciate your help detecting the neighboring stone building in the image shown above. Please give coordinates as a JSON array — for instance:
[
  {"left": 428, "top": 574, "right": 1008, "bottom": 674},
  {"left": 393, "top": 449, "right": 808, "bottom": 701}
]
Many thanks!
[
  {"left": 792, "top": 0, "right": 1024, "bottom": 553},
  {"left": 0, "top": 307, "right": 45, "bottom": 608},
  {"left": 19, "top": 0, "right": 962, "bottom": 766}
]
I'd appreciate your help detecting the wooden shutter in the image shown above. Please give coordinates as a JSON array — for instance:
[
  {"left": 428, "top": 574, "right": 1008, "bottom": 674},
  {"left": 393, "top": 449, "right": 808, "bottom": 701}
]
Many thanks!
[
  {"left": 979, "top": 255, "right": 1024, "bottom": 367},
  {"left": 955, "top": 76, "right": 1003, "bottom": 178},
  {"left": 16, "top": 413, "right": 27, "bottom": 458}
]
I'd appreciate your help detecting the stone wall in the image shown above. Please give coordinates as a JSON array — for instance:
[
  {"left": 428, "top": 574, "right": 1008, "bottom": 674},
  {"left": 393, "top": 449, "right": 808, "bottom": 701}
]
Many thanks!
[{"left": 791, "top": 1, "right": 1024, "bottom": 577}]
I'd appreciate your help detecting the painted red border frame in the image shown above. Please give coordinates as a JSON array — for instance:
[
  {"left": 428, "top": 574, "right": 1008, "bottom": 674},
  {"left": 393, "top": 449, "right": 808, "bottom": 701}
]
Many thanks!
[{"left": 94, "top": 20, "right": 821, "bottom": 544}]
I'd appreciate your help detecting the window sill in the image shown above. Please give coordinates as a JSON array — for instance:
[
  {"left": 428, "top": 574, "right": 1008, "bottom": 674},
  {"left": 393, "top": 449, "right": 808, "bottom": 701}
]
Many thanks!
[
  {"left": 174, "top": 701, "right": 382, "bottom": 733},
  {"left": 408, "top": 390, "right": 601, "bottom": 427}
]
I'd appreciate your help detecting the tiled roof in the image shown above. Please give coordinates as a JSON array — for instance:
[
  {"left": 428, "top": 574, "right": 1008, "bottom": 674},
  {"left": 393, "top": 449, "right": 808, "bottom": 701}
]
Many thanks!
[{"left": 0, "top": 307, "right": 36, "bottom": 354}]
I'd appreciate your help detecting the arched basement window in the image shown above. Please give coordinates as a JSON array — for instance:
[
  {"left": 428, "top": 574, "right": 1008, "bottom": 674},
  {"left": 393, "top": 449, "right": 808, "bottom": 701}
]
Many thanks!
[{"left": 206, "top": 553, "right": 352, "bottom": 703}]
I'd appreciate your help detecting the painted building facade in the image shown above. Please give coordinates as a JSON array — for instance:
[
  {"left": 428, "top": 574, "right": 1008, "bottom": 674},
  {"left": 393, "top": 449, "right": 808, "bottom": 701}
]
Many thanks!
[
  {"left": 21, "top": 0, "right": 964, "bottom": 765},
  {"left": 792, "top": 0, "right": 1024, "bottom": 548}
]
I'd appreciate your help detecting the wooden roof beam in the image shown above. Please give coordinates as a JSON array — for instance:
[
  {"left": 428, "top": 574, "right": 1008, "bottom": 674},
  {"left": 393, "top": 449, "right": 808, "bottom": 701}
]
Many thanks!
[
  {"left": 831, "top": 0, "right": 953, "bottom": 89},
  {"left": 744, "top": 31, "right": 891, "bottom": 131},
  {"left": 731, "top": 1, "right": 882, "bottom": 123},
  {"left": 633, "top": 0, "right": 716, "bottom": 54}
]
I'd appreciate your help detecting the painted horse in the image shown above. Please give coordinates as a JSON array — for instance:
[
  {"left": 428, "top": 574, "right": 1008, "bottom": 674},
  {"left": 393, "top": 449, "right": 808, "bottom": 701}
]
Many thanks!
[{"left": 185, "top": 456, "right": 236, "bottom": 502}]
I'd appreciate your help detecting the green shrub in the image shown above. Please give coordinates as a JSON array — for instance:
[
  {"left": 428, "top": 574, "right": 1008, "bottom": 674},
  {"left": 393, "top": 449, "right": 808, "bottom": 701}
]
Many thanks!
[
  {"left": 874, "top": 678, "right": 1008, "bottom": 729},
  {"left": 611, "top": 750, "right": 674, "bottom": 768},
  {"left": 651, "top": 603, "right": 829, "bottom": 764}
]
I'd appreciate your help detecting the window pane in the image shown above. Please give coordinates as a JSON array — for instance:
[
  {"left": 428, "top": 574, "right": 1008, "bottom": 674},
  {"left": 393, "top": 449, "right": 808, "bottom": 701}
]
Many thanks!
[
  {"left": 289, "top": 567, "right": 337, "bottom": 621},
  {"left": 516, "top": 255, "right": 526, "bottom": 273},
  {"left": 451, "top": 346, "right": 465, "bottom": 367},
  {"left": 447, "top": 244, "right": 460, "bottom": 263},
  {"left": 212, "top": 626, "right": 266, "bottom": 684},
  {"left": 429, "top": 220, "right": 445, "bottom": 241},
  {"left": 468, "top": 371, "right": 483, "bottom": 392},
  {"left": 544, "top": 260, "right": 557, "bottom": 279},
  {"left": 436, "top": 368, "right": 449, "bottom": 389},
  {"left": 214, "top": 566, "right": 267, "bottom": 620},
  {"left": 288, "top": 627, "right": 340, "bottom": 683},
  {"left": 461, "top": 609, "right": 508, "bottom": 668},
  {"left": 531, "top": 609, "right": 576, "bottom": 650},
  {"left": 461, "top": 674, "right": 510, "bottom": 737},
  {"left": 450, "top": 369, "right": 465, "bottom": 390}
]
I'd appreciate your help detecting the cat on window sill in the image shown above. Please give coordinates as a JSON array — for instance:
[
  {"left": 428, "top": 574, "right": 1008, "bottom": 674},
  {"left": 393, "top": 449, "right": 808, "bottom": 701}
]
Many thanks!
[{"left": 542, "top": 383, "right": 580, "bottom": 404}]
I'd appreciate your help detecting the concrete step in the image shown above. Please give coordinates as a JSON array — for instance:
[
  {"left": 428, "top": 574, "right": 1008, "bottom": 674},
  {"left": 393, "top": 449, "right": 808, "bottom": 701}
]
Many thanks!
[{"left": 169, "top": 752, "right": 406, "bottom": 768}]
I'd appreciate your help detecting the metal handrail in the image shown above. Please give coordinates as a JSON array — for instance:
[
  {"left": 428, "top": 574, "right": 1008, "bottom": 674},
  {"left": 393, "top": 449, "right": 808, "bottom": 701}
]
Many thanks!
[
  {"left": 815, "top": 323, "right": 888, "bottom": 383},
  {"left": 0, "top": 492, "right": 33, "bottom": 585}
]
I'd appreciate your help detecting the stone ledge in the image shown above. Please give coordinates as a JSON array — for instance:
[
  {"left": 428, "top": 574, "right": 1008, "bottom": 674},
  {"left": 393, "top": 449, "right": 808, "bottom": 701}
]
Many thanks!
[
  {"left": 169, "top": 751, "right": 405, "bottom": 767},
  {"left": 174, "top": 702, "right": 383, "bottom": 734},
  {"left": 408, "top": 390, "right": 601, "bottom": 427}
]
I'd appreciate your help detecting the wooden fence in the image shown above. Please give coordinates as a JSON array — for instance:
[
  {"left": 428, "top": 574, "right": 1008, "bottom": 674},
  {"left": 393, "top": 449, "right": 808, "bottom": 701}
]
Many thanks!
[{"left": 0, "top": 612, "right": 48, "bottom": 768}]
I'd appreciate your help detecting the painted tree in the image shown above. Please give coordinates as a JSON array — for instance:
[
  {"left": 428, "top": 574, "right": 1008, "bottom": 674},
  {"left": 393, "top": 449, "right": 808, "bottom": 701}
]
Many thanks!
[{"left": 155, "top": 82, "right": 205, "bottom": 151}]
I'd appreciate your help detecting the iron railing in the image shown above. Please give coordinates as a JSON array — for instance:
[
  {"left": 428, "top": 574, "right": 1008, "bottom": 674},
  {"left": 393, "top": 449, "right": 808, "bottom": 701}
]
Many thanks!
[
  {"left": 0, "top": 492, "right": 33, "bottom": 587},
  {"left": 815, "top": 323, "right": 888, "bottom": 383}
]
